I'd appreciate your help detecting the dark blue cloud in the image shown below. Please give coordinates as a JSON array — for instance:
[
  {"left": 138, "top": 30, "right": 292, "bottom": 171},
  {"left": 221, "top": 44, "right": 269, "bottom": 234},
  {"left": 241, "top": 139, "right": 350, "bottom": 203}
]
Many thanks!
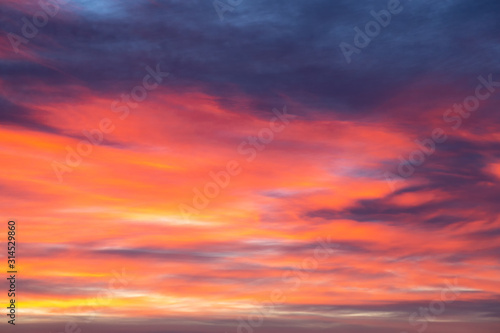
[{"left": 2, "top": 0, "right": 500, "bottom": 119}]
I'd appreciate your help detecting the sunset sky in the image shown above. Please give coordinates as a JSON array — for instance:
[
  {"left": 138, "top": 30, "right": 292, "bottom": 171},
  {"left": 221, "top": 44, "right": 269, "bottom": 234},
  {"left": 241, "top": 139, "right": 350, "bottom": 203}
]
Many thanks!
[{"left": 1, "top": 0, "right": 500, "bottom": 332}]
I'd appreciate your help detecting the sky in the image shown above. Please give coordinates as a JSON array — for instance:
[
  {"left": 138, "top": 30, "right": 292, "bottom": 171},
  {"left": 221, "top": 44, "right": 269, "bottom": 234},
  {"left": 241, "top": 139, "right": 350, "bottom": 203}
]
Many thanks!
[{"left": 0, "top": 0, "right": 500, "bottom": 332}]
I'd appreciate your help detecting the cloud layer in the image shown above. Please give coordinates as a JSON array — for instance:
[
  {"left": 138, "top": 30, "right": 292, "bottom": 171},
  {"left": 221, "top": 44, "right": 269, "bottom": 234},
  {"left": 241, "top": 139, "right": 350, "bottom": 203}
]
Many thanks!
[{"left": 0, "top": 0, "right": 499, "bottom": 332}]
